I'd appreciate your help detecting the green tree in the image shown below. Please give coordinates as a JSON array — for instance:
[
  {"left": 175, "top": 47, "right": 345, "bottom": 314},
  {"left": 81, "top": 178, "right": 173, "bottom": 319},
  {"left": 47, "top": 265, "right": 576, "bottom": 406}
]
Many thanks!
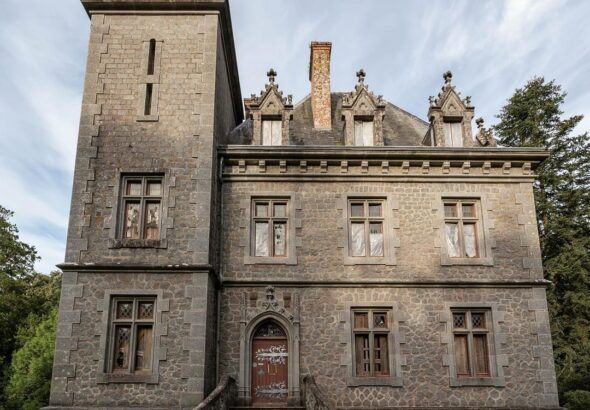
[
  {"left": 4, "top": 308, "right": 57, "bottom": 410},
  {"left": 494, "top": 77, "right": 590, "bottom": 408}
]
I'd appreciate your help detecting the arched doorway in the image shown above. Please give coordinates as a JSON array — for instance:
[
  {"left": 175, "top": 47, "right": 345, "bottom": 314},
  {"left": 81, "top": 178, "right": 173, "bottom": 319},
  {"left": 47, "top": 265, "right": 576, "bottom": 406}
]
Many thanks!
[{"left": 251, "top": 320, "right": 289, "bottom": 405}]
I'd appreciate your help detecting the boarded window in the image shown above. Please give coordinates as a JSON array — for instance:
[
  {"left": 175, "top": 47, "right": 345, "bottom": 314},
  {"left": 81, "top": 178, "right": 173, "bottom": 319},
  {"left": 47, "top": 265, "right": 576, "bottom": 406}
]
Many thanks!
[
  {"left": 121, "top": 176, "right": 163, "bottom": 240},
  {"left": 349, "top": 200, "right": 385, "bottom": 258},
  {"left": 354, "top": 120, "right": 374, "bottom": 146},
  {"left": 443, "top": 121, "right": 463, "bottom": 147},
  {"left": 262, "top": 120, "right": 282, "bottom": 145},
  {"left": 252, "top": 199, "right": 289, "bottom": 257},
  {"left": 352, "top": 309, "right": 390, "bottom": 377},
  {"left": 452, "top": 309, "right": 492, "bottom": 378},
  {"left": 110, "top": 297, "right": 155, "bottom": 374},
  {"left": 443, "top": 200, "right": 482, "bottom": 258}
]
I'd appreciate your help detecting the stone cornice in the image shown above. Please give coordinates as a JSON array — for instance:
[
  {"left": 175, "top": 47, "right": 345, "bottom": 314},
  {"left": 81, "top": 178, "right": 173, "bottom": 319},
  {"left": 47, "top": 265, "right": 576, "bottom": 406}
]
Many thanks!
[
  {"left": 57, "top": 262, "right": 213, "bottom": 273},
  {"left": 223, "top": 279, "right": 552, "bottom": 288}
]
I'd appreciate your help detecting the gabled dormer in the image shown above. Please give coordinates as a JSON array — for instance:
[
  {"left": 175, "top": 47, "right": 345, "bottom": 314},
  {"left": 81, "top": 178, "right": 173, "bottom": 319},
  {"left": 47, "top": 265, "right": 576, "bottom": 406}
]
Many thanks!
[
  {"left": 342, "top": 69, "right": 386, "bottom": 146},
  {"left": 245, "top": 68, "right": 293, "bottom": 145},
  {"left": 427, "top": 71, "right": 475, "bottom": 147}
]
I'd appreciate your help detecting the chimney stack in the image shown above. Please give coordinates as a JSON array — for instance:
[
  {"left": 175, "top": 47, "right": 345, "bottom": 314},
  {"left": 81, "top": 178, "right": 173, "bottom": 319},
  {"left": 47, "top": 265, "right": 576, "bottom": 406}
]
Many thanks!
[{"left": 309, "top": 41, "right": 332, "bottom": 129}]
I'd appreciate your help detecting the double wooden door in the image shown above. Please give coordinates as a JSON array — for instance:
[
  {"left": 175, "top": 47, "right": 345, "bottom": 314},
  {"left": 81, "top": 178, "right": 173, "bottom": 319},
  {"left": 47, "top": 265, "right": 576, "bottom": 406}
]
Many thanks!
[{"left": 251, "top": 322, "right": 288, "bottom": 404}]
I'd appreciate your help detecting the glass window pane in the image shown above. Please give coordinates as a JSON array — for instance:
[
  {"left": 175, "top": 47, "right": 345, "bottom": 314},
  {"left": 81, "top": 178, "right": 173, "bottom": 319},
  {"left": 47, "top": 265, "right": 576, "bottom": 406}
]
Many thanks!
[
  {"left": 454, "top": 334, "right": 470, "bottom": 376},
  {"left": 137, "top": 301, "right": 154, "bottom": 319},
  {"left": 273, "top": 203, "right": 286, "bottom": 218},
  {"left": 445, "top": 223, "right": 460, "bottom": 258},
  {"left": 362, "top": 121, "right": 374, "bottom": 146},
  {"left": 113, "top": 325, "right": 131, "bottom": 371},
  {"left": 463, "top": 223, "right": 478, "bottom": 258},
  {"left": 471, "top": 313, "right": 486, "bottom": 329},
  {"left": 271, "top": 120, "right": 282, "bottom": 146},
  {"left": 273, "top": 223, "right": 286, "bottom": 256},
  {"left": 126, "top": 181, "right": 142, "bottom": 196},
  {"left": 354, "top": 312, "right": 368, "bottom": 328},
  {"left": 474, "top": 335, "right": 490, "bottom": 376},
  {"left": 255, "top": 203, "right": 268, "bottom": 217},
  {"left": 462, "top": 204, "right": 475, "bottom": 218},
  {"left": 144, "top": 202, "right": 160, "bottom": 240},
  {"left": 444, "top": 203, "right": 457, "bottom": 218},
  {"left": 351, "top": 222, "right": 366, "bottom": 256},
  {"left": 350, "top": 203, "right": 364, "bottom": 217},
  {"left": 373, "top": 312, "right": 387, "bottom": 328},
  {"left": 146, "top": 181, "right": 161, "bottom": 196},
  {"left": 369, "top": 203, "right": 382, "bottom": 217},
  {"left": 453, "top": 313, "right": 466, "bottom": 329},
  {"left": 116, "top": 301, "right": 133, "bottom": 319},
  {"left": 123, "top": 202, "right": 141, "bottom": 239},
  {"left": 135, "top": 325, "right": 153, "bottom": 371},
  {"left": 255, "top": 222, "right": 269, "bottom": 256},
  {"left": 354, "top": 121, "right": 364, "bottom": 146},
  {"left": 369, "top": 222, "right": 384, "bottom": 257}
]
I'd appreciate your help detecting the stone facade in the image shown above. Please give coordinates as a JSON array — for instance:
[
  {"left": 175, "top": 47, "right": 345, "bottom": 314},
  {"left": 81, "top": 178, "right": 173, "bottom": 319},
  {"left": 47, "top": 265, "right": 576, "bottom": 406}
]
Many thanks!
[{"left": 48, "top": 1, "right": 560, "bottom": 409}]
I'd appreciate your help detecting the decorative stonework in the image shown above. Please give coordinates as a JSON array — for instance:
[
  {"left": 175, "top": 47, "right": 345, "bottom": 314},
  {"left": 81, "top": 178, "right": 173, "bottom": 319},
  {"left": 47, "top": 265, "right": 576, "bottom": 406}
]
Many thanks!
[
  {"left": 475, "top": 118, "right": 498, "bottom": 147},
  {"left": 341, "top": 69, "right": 386, "bottom": 146},
  {"left": 238, "top": 286, "right": 301, "bottom": 405},
  {"left": 245, "top": 68, "right": 293, "bottom": 145}
]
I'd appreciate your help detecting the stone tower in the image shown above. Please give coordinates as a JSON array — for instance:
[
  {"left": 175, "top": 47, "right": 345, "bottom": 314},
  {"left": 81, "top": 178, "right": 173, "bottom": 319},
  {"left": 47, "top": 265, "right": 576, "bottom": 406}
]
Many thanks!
[{"left": 47, "top": 0, "right": 242, "bottom": 408}]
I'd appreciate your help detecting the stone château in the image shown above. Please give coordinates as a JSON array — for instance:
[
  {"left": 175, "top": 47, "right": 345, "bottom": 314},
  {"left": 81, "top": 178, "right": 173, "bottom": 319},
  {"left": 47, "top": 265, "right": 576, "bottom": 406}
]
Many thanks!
[{"left": 47, "top": 1, "right": 560, "bottom": 409}]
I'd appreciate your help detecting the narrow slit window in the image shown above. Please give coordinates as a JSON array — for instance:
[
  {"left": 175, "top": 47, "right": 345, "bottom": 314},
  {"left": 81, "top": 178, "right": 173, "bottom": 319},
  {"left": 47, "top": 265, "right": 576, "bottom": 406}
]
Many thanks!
[
  {"left": 147, "top": 39, "right": 156, "bottom": 75},
  {"left": 144, "top": 83, "right": 153, "bottom": 116}
]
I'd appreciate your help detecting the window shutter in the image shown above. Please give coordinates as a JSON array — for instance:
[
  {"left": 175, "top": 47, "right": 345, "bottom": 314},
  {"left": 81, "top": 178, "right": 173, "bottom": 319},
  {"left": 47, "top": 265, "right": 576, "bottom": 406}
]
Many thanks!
[
  {"left": 473, "top": 334, "right": 490, "bottom": 376},
  {"left": 354, "top": 121, "right": 363, "bottom": 146},
  {"left": 451, "top": 122, "right": 463, "bottom": 147},
  {"left": 362, "top": 121, "right": 374, "bottom": 146},
  {"left": 262, "top": 120, "right": 272, "bottom": 145},
  {"left": 271, "top": 120, "right": 282, "bottom": 145},
  {"left": 454, "top": 334, "right": 470, "bottom": 376},
  {"left": 443, "top": 123, "right": 452, "bottom": 146}
]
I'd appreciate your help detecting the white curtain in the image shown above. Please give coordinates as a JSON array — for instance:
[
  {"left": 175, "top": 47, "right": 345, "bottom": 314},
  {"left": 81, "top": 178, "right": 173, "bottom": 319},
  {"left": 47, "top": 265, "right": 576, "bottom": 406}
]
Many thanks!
[
  {"left": 463, "top": 224, "right": 477, "bottom": 257},
  {"left": 273, "top": 223, "right": 286, "bottom": 256},
  {"left": 369, "top": 223, "right": 383, "bottom": 256},
  {"left": 445, "top": 223, "right": 460, "bottom": 257},
  {"left": 351, "top": 223, "right": 366, "bottom": 256},
  {"left": 255, "top": 222, "right": 269, "bottom": 256}
]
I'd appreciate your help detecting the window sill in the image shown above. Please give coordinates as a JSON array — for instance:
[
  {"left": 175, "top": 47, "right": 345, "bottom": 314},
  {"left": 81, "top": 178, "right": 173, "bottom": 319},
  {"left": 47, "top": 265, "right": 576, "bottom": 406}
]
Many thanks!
[
  {"left": 244, "top": 255, "right": 297, "bottom": 265},
  {"left": 347, "top": 376, "right": 403, "bottom": 387},
  {"left": 441, "top": 256, "right": 493, "bottom": 266},
  {"left": 136, "top": 115, "right": 159, "bottom": 122},
  {"left": 450, "top": 376, "right": 505, "bottom": 387},
  {"left": 109, "top": 239, "right": 167, "bottom": 249},
  {"left": 343, "top": 256, "right": 395, "bottom": 266},
  {"left": 96, "top": 372, "right": 158, "bottom": 384}
]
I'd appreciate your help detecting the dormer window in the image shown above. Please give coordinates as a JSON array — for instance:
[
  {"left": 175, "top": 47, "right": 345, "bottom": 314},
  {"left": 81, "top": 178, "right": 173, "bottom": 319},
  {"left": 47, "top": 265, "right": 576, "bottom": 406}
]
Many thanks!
[
  {"left": 262, "top": 119, "right": 282, "bottom": 146},
  {"left": 443, "top": 121, "right": 463, "bottom": 147},
  {"left": 354, "top": 118, "right": 374, "bottom": 146}
]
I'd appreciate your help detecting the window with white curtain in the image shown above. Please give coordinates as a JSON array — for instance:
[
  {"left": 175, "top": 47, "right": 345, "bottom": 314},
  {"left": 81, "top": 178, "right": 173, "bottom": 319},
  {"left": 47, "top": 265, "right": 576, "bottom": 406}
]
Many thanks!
[
  {"left": 354, "top": 120, "right": 374, "bottom": 146},
  {"left": 262, "top": 119, "right": 282, "bottom": 145},
  {"left": 348, "top": 199, "right": 385, "bottom": 258},
  {"left": 443, "top": 200, "right": 481, "bottom": 258},
  {"left": 443, "top": 121, "right": 463, "bottom": 147}
]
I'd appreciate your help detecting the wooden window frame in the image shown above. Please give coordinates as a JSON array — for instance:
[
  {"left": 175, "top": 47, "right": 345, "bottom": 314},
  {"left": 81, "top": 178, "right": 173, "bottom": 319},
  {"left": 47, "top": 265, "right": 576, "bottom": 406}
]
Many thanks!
[
  {"left": 251, "top": 199, "right": 289, "bottom": 258},
  {"left": 107, "top": 296, "right": 156, "bottom": 375},
  {"left": 451, "top": 309, "right": 492, "bottom": 379},
  {"left": 443, "top": 199, "right": 481, "bottom": 259},
  {"left": 119, "top": 175, "right": 163, "bottom": 241},
  {"left": 351, "top": 308, "right": 391, "bottom": 378}
]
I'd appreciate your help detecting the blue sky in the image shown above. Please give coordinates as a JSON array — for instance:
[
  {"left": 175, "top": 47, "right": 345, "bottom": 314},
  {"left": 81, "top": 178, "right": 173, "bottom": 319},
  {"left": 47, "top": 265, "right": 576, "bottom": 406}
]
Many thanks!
[{"left": 0, "top": 0, "right": 588, "bottom": 273}]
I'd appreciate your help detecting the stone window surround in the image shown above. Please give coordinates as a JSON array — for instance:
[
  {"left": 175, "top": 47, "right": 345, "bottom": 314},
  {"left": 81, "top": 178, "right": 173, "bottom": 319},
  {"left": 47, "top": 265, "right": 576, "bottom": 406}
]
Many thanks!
[
  {"left": 108, "top": 169, "right": 172, "bottom": 249},
  {"left": 240, "top": 192, "right": 301, "bottom": 265},
  {"left": 342, "top": 302, "right": 405, "bottom": 387},
  {"left": 96, "top": 289, "right": 169, "bottom": 384},
  {"left": 433, "top": 193, "right": 495, "bottom": 266},
  {"left": 439, "top": 302, "right": 507, "bottom": 387},
  {"left": 337, "top": 193, "right": 398, "bottom": 266},
  {"left": 136, "top": 37, "right": 163, "bottom": 122}
]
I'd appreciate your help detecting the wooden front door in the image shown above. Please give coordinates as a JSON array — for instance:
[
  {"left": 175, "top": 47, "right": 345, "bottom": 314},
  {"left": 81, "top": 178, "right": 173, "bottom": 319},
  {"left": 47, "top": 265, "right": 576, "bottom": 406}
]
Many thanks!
[{"left": 251, "top": 321, "right": 288, "bottom": 404}]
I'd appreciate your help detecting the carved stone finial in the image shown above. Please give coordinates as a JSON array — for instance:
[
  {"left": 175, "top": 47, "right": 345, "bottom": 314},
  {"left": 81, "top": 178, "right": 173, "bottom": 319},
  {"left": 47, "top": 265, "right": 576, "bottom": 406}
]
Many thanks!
[
  {"left": 443, "top": 70, "right": 453, "bottom": 85},
  {"left": 267, "top": 68, "right": 277, "bottom": 84},
  {"left": 287, "top": 95, "right": 293, "bottom": 105},
  {"left": 356, "top": 68, "right": 366, "bottom": 84},
  {"left": 464, "top": 96, "right": 472, "bottom": 106},
  {"left": 476, "top": 117, "right": 485, "bottom": 129},
  {"left": 428, "top": 96, "right": 436, "bottom": 107}
]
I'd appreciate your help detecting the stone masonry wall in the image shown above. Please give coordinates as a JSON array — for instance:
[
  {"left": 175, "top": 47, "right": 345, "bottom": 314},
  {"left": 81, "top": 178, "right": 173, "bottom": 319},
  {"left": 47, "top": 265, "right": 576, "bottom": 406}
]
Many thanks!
[{"left": 219, "top": 286, "right": 559, "bottom": 408}]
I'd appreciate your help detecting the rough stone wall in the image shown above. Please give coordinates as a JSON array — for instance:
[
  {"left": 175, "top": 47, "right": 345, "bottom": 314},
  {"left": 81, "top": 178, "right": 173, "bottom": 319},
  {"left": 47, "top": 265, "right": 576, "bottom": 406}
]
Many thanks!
[
  {"left": 65, "top": 12, "right": 222, "bottom": 266},
  {"left": 309, "top": 42, "right": 332, "bottom": 130},
  {"left": 221, "top": 180, "right": 543, "bottom": 282},
  {"left": 50, "top": 271, "right": 214, "bottom": 408},
  {"left": 219, "top": 286, "right": 558, "bottom": 408}
]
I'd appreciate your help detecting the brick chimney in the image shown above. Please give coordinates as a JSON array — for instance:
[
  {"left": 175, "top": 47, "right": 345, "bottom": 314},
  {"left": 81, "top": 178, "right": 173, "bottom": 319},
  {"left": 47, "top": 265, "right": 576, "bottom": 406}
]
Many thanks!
[{"left": 309, "top": 41, "right": 332, "bottom": 129}]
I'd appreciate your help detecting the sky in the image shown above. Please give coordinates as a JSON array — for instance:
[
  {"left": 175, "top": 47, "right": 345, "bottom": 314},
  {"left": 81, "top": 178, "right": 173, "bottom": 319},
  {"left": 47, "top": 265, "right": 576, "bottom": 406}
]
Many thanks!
[{"left": 0, "top": 0, "right": 589, "bottom": 274}]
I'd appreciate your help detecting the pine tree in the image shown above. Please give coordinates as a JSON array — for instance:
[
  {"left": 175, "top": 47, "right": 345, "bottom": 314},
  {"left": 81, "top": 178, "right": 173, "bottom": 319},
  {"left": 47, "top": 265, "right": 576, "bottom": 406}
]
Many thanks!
[{"left": 494, "top": 77, "right": 590, "bottom": 408}]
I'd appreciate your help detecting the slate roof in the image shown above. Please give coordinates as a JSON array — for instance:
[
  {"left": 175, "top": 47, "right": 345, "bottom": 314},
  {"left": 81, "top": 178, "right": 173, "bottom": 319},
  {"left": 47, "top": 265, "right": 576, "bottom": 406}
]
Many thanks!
[{"left": 226, "top": 92, "right": 430, "bottom": 146}]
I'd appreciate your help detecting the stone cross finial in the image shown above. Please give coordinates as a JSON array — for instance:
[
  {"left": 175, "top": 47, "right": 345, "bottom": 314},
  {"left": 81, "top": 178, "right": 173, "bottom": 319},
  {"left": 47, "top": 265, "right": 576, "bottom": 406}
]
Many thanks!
[
  {"left": 443, "top": 70, "right": 453, "bottom": 85},
  {"left": 356, "top": 68, "right": 366, "bottom": 84},
  {"left": 267, "top": 68, "right": 277, "bottom": 84},
  {"left": 464, "top": 96, "right": 472, "bottom": 106},
  {"left": 476, "top": 117, "right": 485, "bottom": 129}
]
